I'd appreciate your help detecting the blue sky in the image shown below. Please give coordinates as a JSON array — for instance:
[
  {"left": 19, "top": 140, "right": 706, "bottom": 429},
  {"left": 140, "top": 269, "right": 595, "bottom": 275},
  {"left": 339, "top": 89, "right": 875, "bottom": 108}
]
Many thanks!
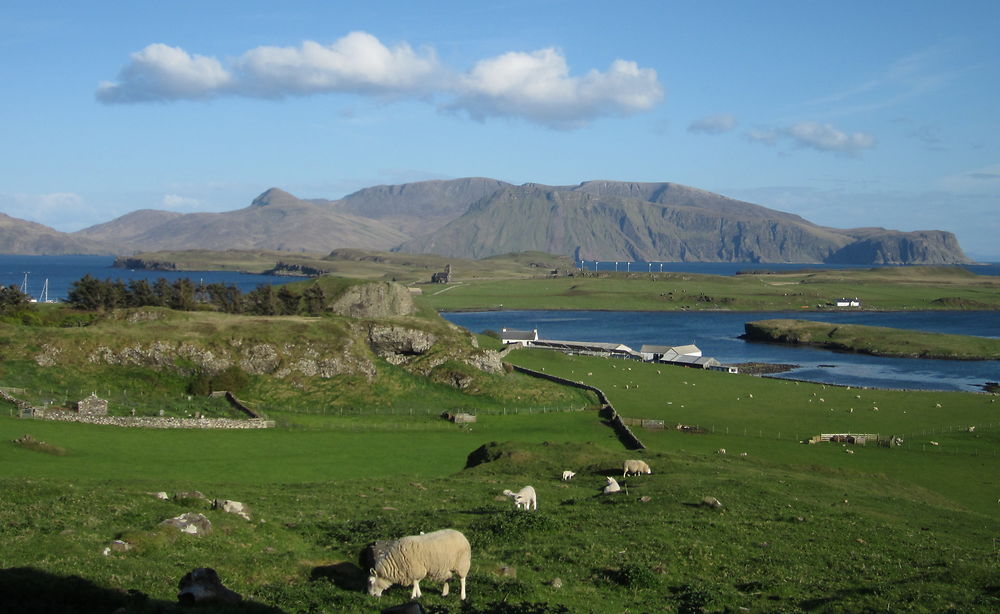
[{"left": 2, "top": 1, "right": 998, "bottom": 258}]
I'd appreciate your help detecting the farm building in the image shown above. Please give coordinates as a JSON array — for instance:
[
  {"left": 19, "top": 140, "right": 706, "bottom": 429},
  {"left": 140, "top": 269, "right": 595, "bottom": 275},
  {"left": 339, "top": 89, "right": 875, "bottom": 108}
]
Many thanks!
[
  {"left": 500, "top": 328, "right": 538, "bottom": 345},
  {"left": 529, "top": 339, "right": 642, "bottom": 360},
  {"left": 640, "top": 344, "right": 702, "bottom": 362},
  {"left": 834, "top": 297, "right": 862, "bottom": 307}
]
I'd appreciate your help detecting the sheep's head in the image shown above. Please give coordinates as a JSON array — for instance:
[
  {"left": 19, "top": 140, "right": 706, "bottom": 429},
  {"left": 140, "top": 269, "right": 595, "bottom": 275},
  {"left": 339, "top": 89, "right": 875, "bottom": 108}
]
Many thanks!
[{"left": 367, "top": 568, "right": 391, "bottom": 597}]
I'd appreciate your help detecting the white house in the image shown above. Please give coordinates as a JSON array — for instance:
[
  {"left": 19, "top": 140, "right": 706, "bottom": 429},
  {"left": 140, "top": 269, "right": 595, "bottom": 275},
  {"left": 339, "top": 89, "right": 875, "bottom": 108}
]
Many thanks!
[
  {"left": 834, "top": 297, "right": 862, "bottom": 307},
  {"left": 500, "top": 328, "right": 538, "bottom": 346}
]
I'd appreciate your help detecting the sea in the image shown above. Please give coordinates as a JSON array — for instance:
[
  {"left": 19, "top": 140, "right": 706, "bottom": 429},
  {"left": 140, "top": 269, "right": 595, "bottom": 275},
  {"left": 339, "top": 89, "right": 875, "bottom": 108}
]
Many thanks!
[
  {"left": 1, "top": 254, "right": 298, "bottom": 302},
  {"left": 4, "top": 254, "right": 998, "bottom": 392}
]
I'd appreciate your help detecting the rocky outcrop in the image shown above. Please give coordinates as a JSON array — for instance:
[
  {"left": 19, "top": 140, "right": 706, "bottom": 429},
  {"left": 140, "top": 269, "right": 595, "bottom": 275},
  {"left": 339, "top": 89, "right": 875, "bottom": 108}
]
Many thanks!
[
  {"left": 161, "top": 512, "right": 212, "bottom": 536},
  {"left": 828, "top": 230, "right": 969, "bottom": 264},
  {"left": 367, "top": 324, "right": 437, "bottom": 364},
  {"left": 328, "top": 281, "right": 415, "bottom": 318}
]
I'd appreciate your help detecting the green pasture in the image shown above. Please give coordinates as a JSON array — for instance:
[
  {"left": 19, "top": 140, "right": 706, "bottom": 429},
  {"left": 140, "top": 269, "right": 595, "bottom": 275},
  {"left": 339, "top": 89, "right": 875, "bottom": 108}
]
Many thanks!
[
  {"left": 506, "top": 348, "right": 1000, "bottom": 517},
  {"left": 420, "top": 266, "right": 1000, "bottom": 312},
  {"left": 745, "top": 318, "right": 1000, "bottom": 360}
]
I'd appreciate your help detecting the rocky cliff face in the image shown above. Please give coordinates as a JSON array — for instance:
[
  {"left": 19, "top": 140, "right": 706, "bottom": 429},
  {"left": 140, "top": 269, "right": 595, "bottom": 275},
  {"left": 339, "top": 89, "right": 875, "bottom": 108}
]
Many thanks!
[{"left": 327, "top": 282, "right": 416, "bottom": 318}]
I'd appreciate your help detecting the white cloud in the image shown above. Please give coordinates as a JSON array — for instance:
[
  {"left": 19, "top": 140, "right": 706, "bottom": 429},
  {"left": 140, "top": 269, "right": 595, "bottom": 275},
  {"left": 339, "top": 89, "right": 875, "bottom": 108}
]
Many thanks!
[
  {"left": 1, "top": 192, "right": 96, "bottom": 231},
  {"left": 688, "top": 113, "right": 736, "bottom": 134},
  {"left": 160, "top": 194, "right": 203, "bottom": 210},
  {"left": 743, "top": 128, "right": 780, "bottom": 146},
  {"left": 785, "top": 122, "right": 875, "bottom": 154},
  {"left": 450, "top": 49, "right": 663, "bottom": 128},
  {"left": 97, "top": 43, "right": 232, "bottom": 102},
  {"left": 97, "top": 33, "right": 663, "bottom": 129},
  {"left": 742, "top": 122, "right": 875, "bottom": 155},
  {"left": 234, "top": 32, "right": 443, "bottom": 97}
]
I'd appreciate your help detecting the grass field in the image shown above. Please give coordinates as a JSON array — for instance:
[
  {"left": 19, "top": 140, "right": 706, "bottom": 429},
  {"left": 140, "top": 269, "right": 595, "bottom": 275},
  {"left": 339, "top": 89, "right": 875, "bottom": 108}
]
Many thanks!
[
  {"left": 3, "top": 342, "right": 999, "bottom": 612},
  {"left": 744, "top": 318, "right": 1000, "bottom": 360},
  {"left": 420, "top": 266, "right": 1000, "bottom": 312}
]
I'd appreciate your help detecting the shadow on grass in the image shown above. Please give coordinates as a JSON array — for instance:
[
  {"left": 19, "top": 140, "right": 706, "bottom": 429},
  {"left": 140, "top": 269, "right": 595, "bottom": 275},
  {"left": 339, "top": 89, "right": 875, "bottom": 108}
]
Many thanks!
[
  {"left": 311, "top": 562, "right": 366, "bottom": 592},
  {"left": 0, "top": 566, "right": 285, "bottom": 614}
]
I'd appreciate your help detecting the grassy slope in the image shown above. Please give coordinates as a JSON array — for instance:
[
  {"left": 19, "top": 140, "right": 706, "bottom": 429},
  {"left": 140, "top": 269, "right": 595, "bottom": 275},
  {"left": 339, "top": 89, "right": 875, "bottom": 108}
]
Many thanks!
[
  {"left": 2, "top": 346, "right": 999, "bottom": 612},
  {"left": 745, "top": 318, "right": 1000, "bottom": 360},
  {"left": 421, "top": 266, "right": 1000, "bottom": 312},
  {"left": 123, "top": 249, "right": 574, "bottom": 284}
]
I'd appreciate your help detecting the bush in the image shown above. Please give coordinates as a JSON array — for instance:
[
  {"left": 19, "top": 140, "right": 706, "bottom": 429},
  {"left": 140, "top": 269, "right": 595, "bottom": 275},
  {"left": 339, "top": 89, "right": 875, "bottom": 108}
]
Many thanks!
[{"left": 187, "top": 365, "right": 250, "bottom": 396}]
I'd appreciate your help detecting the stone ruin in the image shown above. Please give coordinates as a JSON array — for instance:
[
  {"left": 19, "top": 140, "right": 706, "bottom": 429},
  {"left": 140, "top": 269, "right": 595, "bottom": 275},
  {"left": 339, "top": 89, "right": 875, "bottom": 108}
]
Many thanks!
[{"left": 74, "top": 392, "right": 108, "bottom": 416}]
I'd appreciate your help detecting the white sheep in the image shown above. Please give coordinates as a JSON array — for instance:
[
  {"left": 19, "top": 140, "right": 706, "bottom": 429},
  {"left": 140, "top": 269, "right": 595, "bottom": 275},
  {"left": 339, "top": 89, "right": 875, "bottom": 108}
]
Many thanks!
[
  {"left": 968, "top": 426, "right": 976, "bottom": 433},
  {"left": 502, "top": 485, "right": 537, "bottom": 510},
  {"left": 603, "top": 476, "right": 621, "bottom": 494},
  {"left": 623, "top": 459, "right": 652, "bottom": 477},
  {"left": 367, "top": 529, "right": 471, "bottom": 600},
  {"left": 561, "top": 470, "right": 576, "bottom": 481},
  {"left": 716, "top": 448, "right": 727, "bottom": 455}
]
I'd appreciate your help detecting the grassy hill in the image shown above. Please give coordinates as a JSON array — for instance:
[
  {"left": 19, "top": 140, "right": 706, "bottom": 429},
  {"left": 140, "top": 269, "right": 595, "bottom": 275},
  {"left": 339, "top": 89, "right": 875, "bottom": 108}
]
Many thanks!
[
  {"left": 744, "top": 318, "right": 1000, "bottom": 360},
  {"left": 2, "top": 332, "right": 999, "bottom": 612}
]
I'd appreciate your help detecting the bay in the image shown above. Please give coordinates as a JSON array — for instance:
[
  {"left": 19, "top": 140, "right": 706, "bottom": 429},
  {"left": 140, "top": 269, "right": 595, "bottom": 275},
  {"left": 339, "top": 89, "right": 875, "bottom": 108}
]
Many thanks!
[
  {"left": 442, "top": 310, "right": 1000, "bottom": 392},
  {"left": 1, "top": 255, "right": 298, "bottom": 301}
]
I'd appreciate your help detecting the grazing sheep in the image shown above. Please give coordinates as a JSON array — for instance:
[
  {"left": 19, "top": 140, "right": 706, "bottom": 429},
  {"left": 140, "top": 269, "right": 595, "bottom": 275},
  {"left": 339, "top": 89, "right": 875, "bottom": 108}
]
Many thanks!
[
  {"left": 502, "top": 485, "right": 537, "bottom": 510},
  {"left": 623, "top": 459, "right": 652, "bottom": 477},
  {"left": 968, "top": 426, "right": 976, "bottom": 433},
  {"left": 367, "top": 529, "right": 471, "bottom": 601},
  {"left": 603, "top": 477, "right": 621, "bottom": 494},
  {"left": 739, "top": 452, "right": 748, "bottom": 457},
  {"left": 716, "top": 448, "right": 727, "bottom": 455},
  {"left": 561, "top": 470, "right": 576, "bottom": 481},
  {"left": 930, "top": 441, "right": 939, "bottom": 446}
]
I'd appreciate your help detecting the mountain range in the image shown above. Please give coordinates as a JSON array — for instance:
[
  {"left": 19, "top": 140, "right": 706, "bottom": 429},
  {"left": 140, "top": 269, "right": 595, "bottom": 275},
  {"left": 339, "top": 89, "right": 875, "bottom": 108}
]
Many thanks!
[{"left": 1, "top": 178, "right": 971, "bottom": 264}]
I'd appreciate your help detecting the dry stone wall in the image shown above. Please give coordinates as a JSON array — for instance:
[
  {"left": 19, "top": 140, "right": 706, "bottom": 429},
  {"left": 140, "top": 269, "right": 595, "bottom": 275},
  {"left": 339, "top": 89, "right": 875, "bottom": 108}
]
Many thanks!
[{"left": 31, "top": 409, "right": 273, "bottom": 429}]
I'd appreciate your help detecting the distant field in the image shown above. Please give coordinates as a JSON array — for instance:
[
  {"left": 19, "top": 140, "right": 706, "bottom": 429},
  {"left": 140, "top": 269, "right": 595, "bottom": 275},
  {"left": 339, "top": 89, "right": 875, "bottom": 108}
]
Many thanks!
[
  {"left": 421, "top": 265, "right": 1000, "bottom": 311},
  {"left": 745, "top": 318, "right": 1000, "bottom": 360}
]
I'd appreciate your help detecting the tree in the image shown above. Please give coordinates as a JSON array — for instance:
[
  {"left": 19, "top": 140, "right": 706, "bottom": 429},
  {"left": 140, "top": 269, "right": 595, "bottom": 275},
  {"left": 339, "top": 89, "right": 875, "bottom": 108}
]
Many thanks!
[
  {"left": 302, "top": 284, "right": 326, "bottom": 316},
  {"left": 66, "top": 275, "right": 106, "bottom": 311},
  {"left": 245, "top": 284, "right": 279, "bottom": 316},
  {"left": 0, "top": 284, "right": 32, "bottom": 316},
  {"left": 277, "top": 286, "right": 300, "bottom": 315}
]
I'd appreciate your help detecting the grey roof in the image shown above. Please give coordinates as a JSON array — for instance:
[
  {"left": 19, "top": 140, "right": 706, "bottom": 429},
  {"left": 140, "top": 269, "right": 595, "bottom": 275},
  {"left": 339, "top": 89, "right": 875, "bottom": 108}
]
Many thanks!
[
  {"left": 500, "top": 328, "right": 536, "bottom": 341},
  {"left": 640, "top": 344, "right": 674, "bottom": 354}
]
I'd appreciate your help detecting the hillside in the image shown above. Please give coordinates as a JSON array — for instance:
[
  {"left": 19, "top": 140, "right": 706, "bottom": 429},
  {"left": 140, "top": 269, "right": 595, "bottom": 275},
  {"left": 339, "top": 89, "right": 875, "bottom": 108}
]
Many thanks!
[
  {"left": 396, "top": 182, "right": 969, "bottom": 264},
  {"left": 1, "top": 177, "right": 971, "bottom": 264},
  {"left": 0, "top": 212, "right": 116, "bottom": 255},
  {"left": 75, "top": 188, "right": 410, "bottom": 253}
]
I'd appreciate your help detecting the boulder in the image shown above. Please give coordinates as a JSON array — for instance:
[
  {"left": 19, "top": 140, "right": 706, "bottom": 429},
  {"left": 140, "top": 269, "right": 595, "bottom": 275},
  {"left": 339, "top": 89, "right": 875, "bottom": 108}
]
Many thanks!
[
  {"left": 161, "top": 512, "right": 213, "bottom": 535},
  {"left": 177, "top": 567, "right": 242, "bottom": 606}
]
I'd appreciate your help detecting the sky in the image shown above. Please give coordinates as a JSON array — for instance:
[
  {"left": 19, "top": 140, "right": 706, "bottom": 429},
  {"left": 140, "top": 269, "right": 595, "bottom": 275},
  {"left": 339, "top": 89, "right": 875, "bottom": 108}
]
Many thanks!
[{"left": 2, "top": 1, "right": 999, "bottom": 259}]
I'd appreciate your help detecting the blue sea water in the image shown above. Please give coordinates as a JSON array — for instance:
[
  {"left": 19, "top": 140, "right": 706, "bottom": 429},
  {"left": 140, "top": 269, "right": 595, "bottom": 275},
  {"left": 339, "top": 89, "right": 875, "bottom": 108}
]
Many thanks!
[
  {"left": 443, "top": 310, "right": 1000, "bottom": 392},
  {"left": 3, "top": 255, "right": 997, "bottom": 391},
  {"left": 0, "top": 254, "right": 298, "bottom": 301}
]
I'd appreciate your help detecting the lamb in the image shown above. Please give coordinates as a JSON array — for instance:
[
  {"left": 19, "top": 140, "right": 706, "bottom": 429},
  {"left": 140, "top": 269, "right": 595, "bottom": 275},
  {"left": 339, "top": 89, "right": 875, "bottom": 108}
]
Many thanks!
[
  {"left": 561, "top": 470, "right": 576, "bottom": 481},
  {"left": 623, "top": 459, "right": 652, "bottom": 477},
  {"left": 716, "top": 448, "right": 727, "bottom": 455},
  {"left": 367, "top": 529, "right": 471, "bottom": 601},
  {"left": 603, "top": 476, "right": 621, "bottom": 494},
  {"left": 502, "top": 485, "right": 537, "bottom": 510}
]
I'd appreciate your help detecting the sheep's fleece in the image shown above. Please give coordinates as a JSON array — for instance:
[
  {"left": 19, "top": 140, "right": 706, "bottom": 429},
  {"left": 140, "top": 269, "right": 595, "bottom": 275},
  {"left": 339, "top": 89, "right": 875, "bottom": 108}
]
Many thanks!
[
  {"left": 367, "top": 529, "right": 471, "bottom": 600},
  {"left": 623, "top": 459, "right": 652, "bottom": 476}
]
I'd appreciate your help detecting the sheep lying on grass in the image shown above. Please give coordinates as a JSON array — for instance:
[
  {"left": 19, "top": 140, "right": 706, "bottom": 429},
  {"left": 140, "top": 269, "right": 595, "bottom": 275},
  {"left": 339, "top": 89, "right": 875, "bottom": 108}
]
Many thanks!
[
  {"left": 367, "top": 529, "right": 471, "bottom": 600},
  {"left": 561, "top": 470, "right": 576, "bottom": 481},
  {"left": 603, "top": 477, "right": 621, "bottom": 494},
  {"left": 623, "top": 459, "right": 652, "bottom": 477},
  {"left": 502, "top": 485, "right": 537, "bottom": 510}
]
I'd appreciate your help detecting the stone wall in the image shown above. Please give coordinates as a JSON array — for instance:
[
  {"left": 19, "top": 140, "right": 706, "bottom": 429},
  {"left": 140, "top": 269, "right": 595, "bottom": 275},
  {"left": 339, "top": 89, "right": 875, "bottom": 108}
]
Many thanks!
[
  {"left": 32, "top": 409, "right": 274, "bottom": 429},
  {"left": 510, "top": 364, "right": 645, "bottom": 450}
]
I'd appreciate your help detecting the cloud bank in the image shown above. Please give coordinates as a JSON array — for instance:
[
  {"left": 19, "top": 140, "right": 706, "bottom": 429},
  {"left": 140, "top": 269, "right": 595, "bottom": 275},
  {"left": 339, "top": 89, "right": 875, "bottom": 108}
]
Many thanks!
[
  {"left": 745, "top": 122, "right": 876, "bottom": 155},
  {"left": 97, "top": 32, "right": 663, "bottom": 128},
  {"left": 688, "top": 113, "right": 736, "bottom": 134}
]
